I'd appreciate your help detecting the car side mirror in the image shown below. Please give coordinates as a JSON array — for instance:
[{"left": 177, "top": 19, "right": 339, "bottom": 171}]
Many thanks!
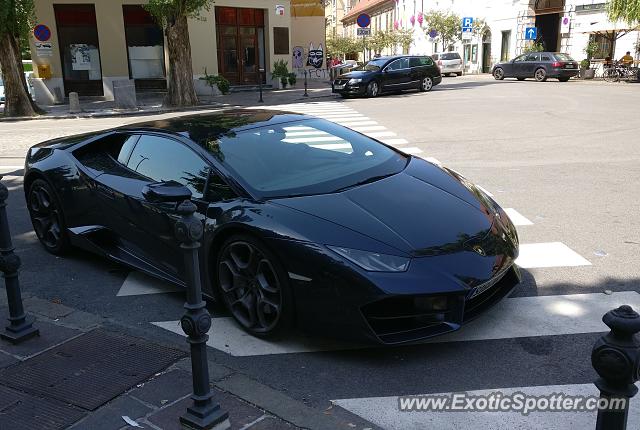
[{"left": 142, "top": 181, "right": 192, "bottom": 203}]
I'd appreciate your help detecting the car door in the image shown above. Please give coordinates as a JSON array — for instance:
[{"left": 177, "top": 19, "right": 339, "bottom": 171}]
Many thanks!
[
  {"left": 381, "top": 58, "right": 411, "bottom": 91},
  {"left": 511, "top": 54, "right": 528, "bottom": 77},
  {"left": 522, "top": 53, "right": 541, "bottom": 77},
  {"left": 408, "top": 57, "right": 425, "bottom": 87}
]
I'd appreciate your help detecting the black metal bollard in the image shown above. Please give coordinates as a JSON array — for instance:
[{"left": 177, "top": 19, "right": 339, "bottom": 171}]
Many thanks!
[
  {"left": 591, "top": 305, "right": 640, "bottom": 430},
  {"left": 0, "top": 176, "right": 39, "bottom": 344},
  {"left": 258, "top": 68, "right": 264, "bottom": 103},
  {"left": 175, "top": 200, "right": 229, "bottom": 430},
  {"left": 303, "top": 70, "right": 309, "bottom": 97}
]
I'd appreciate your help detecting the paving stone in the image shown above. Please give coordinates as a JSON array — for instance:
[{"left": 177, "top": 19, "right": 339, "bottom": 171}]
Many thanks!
[
  {"left": 68, "top": 394, "right": 152, "bottom": 430},
  {"left": 0, "top": 350, "right": 18, "bottom": 369},
  {"left": 0, "top": 315, "right": 80, "bottom": 359},
  {"left": 23, "top": 296, "right": 75, "bottom": 319},
  {"left": 129, "top": 369, "right": 193, "bottom": 408},
  {"left": 246, "top": 415, "right": 297, "bottom": 430},
  {"left": 148, "top": 388, "right": 265, "bottom": 430}
]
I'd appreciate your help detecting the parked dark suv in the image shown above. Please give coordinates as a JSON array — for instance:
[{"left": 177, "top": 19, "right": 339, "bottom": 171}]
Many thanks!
[
  {"left": 332, "top": 55, "right": 442, "bottom": 98},
  {"left": 492, "top": 52, "right": 579, "bottom": 82}
]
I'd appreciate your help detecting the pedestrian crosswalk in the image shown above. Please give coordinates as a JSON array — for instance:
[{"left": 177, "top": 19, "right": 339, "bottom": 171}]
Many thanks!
[{"left": 139, "top": 101, "right": 633, "bottom": 429}]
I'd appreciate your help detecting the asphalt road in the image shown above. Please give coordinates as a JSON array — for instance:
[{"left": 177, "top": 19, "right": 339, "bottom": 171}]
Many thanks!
[{"left": 1, "top": 74, "right": 639, "bottom": 429}]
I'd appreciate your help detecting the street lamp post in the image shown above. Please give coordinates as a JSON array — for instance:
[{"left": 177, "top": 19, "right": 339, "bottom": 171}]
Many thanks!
[
  {"left": 0, "top": 176, "right": 39, "bottom": 344},
  {"left": 175, "top": 200, "right": 230, "bottom": 430},
  {"left": 591, "top": 305, "right": 640, "bottom": 430},
  {"left": 303, "top": 70, "right": 309, "bottom": 97}
]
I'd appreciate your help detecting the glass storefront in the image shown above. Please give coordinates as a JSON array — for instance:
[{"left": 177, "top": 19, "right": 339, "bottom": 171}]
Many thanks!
[
  {"left": 54, "top": 4, "right": 103, "bottom": 96},
  {"left": 123, "top": 5, "right": 166, "bottom": 90}
]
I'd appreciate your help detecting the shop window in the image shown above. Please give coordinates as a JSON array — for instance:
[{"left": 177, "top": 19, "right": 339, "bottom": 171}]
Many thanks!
[
  {"left": 123, "top": 6, "right": 165, "bottom": 80},
  {"left": 274, "top": 27, "right": 289, "bottom": 55},
  {"left": 216, "top": 7, "right": 237, "bottom": 25},
  {"left": 588, "top": 33, "right": 614, "bottom": 59}
]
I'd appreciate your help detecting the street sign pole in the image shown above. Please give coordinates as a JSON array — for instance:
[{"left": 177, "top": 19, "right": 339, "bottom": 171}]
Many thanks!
[
  {"left": 461, "top": 17, "right": 474, "bottom": 76},
  {"left": 357, "top": 13, "right": 371, "bottom": 64}
]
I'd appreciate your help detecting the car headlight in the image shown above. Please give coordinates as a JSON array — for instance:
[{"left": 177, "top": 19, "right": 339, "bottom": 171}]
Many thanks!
[
  {"left": 327, "top": 246, "right": 410, "bottom": 272},
  {"left": 348, "top": 78, "right": 362, "bottom": 85}
]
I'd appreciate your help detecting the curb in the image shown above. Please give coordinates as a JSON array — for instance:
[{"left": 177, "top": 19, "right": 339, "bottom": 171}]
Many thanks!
[{"left": 0, "top": 92, "right": 335, "bottom": 123}]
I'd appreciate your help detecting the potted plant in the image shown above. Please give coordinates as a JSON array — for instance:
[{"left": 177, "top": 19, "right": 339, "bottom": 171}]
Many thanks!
[
  {"left": 199, "top": 68, "right": 230, "bottom": 95},
  {"left": 582, "top": 41, "right": 599, "bottom": 80},
  {"left": 272, "top": 59, "right": 290, "bottom": 89},
  {"left": 287, "top": 72, "right": 297, "bottom": 87}
]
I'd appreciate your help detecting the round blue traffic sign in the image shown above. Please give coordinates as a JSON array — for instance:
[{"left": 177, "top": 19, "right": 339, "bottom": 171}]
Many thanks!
[
  {"left": 34, "top": 24, "right": 51, "bottom": 42},
  {"left": 357, "top": 13, "right": 371, "bottom": 28}
]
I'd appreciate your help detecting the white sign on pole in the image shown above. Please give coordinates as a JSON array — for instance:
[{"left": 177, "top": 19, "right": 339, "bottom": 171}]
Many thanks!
[
  {"left": 462, "top": 32, "right": 473, "bottom": 40},
  {"left": 35, "top": 42, "right": 53, "bottom": 57},
  {"left": 357, "top": 28, "right": 371, "bottom": 36},
  {"left": 560, "top": 15, "right": 571, "bottom": 33}
]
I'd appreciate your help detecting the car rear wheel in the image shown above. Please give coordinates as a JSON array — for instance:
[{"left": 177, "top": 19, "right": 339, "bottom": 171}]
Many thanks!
[
  {"left": 493, "top": 67, "right": 505, "bottom": 80},
  {"left": 456, "top": 72, "right": 463, "bottom": 76},
  {"left": 534, "top": 68, "right": 547, "bottom": 82},
  {"left": 420, "top": 76, "right": 433, "bottom": 92},
  {"left": 217, "top": 235, "right": 293, "bottom": 337},
  {"left": 366, "top": 81, "right": 380, "bottom": 97},
  {"left": 27, "top": 179, "right": 70, "bottom": 255}
]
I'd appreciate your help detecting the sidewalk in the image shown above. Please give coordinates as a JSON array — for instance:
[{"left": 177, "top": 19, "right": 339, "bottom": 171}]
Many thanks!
[
  {"left": 0, "top": 292, "right": 377, "bottom": 430},
  {"left": 0, "top": 81, "right": 336, "bottom": 122}
]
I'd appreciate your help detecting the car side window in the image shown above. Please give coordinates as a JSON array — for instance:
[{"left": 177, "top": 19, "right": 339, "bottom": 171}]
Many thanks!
[
  {"left": 410, "top": 57, "right": 421, "bottom": 68},
  {"left": 386, "top": 59, "right": 402, "bottom": 71},
  {"left": 513, "top": 55, "right": 527, "bottom": 63},
  {"left": 206, "top": 170, "right": 237, "bottom": 202},
  {"left": 399, "top": 57, "right": 409, "bottom": 69},
  {"left": 420, "top": 56, "right": 434, "bottom": 66},
  {"left": 541, "top": 55, "right": 551, "bottom": 61},
  {"left": 525, "top": 53, "right": 540, "bottom": 61},
  {"left": 126, "top": 135, "right": 209, "bottom": 199}
]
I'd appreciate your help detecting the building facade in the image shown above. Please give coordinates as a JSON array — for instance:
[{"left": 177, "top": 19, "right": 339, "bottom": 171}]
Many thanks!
[
  {"left": 381, "top": 0, "right": 640, "bottom": 73},
  {"left": 28, "top": 0, "right": 325, "bottom": 104},
  {"left": 325, "top": 0, "right": 349, "bottom": 37}
]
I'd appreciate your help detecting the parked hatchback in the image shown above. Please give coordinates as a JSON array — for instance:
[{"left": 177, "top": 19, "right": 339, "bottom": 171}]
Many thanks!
[
  {"left": 332, "top": 55, "right": 442, "bottom": 98},
  {"left": 492, "top": 52, "right": 579, "bottom": 82},
  {"left": 431, "top": 52, "right": 463, "bottom": 76}
]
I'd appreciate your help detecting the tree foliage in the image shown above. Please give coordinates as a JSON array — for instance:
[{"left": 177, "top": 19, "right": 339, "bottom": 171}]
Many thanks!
[
  {"left": 391, "top": 29, "right": 414, "bottom": 54},
  {"left": 145, "top": 0, "right": 212, "bottom": 28},
  {"left": 607, "top": 0, "right": 640, "bottom": 25},
  {"left": 0, "top": 0, "right": 33, "bottom": 38},
  {"left": 424, "top": 10, "right": 461, "bottom": 51}
]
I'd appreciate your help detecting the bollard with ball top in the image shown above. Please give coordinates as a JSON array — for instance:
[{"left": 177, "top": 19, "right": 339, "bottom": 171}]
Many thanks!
[
  {"left": 175, "top": 199, "right": 230, "bottom": 430},
  {"left": 0, "top": 176, "right": 39, "bottom": 344},
  {"left": 303, "top": 70, "right": 309, "bottom": 97},
  {"left": 591, "top": 304, "right": 640, "bottom": 430}
]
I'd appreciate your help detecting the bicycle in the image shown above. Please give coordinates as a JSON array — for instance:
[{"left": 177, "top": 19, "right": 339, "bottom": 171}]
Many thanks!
[{"left": 602, "top": 61, "right": 639, "bottom": 82}]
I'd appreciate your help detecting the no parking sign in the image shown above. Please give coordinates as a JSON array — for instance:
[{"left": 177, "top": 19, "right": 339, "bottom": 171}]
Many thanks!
[{"left": 34, "top": 24, "right": 51, "bottom": 42}]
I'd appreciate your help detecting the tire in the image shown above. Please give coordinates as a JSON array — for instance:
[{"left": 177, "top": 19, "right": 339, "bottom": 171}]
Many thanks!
[
  {"left": 493, "top": 67, "right": 505, "bottom": 80},
  {"left": 517, "top": 77, "right": 525, "bottom": 81},
  {"left": 456, "top": 72, "right": 463, "bottom": 76},
  {"left": 603, "top": 69, "right": 620, "bottom": 83},
  {"left": 558, "top": 77, "right": 570, "bottom": 82},
  {"left": 27, "top": 178, "right": 70, "bottom": 255},
  {"left": 216, "top": 234, "right": 293, "bottom": 338},
  {"left": 366, "top": 80, "right": 380, "bottom": 97},
  {"left": 534, "top": 68, "right": 547, "bottom": 82},
  {"left": 419, "top": 76, "right": 433, "bottom": 92}
]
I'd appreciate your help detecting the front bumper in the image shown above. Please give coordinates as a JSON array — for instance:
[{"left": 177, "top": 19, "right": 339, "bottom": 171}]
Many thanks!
[
  {"left": 270, "top": 236, "right": 520, "bottom": 345},
  {"left": 332, "top": 81, "right": 367, "bottom": 95}
]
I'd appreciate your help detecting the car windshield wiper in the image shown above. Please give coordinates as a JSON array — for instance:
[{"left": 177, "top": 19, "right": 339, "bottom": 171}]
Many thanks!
[{"left": 333, "top": 173, "right": 396, "bottom": 193}]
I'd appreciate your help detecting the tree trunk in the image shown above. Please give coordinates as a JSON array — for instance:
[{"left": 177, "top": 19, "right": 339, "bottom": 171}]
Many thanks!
[
  {"left": 0, "top": 32, "right": 36, "bottom": 117},
  {"left": 164, "top": 14, "right": 198, "bottom": 107}
]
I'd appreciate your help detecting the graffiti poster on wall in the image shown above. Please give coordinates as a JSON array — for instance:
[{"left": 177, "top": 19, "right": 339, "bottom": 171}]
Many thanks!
[
  {"left": 307, "top": 43, "right": 323, "bottom": 69},
  {"left": 292, "top": 46, "right": 304, "bottom": 69}
]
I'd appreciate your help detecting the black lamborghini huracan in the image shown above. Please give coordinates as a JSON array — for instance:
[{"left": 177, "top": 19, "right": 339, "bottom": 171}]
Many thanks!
[{"left": 24, "top": 109, "right": 520, "bottom": 344}]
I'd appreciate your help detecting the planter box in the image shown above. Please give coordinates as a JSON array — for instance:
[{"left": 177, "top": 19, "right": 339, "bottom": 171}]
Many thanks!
[{"left": 583, "top": 69, "right": 596, "bottom": 79}]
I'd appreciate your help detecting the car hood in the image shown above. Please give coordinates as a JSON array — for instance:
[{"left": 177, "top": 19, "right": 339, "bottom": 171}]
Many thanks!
[
  {"left": 271, "top": 158, "right": 514, "bottom": 257},
  {"left": 337, "top": 70, "right": 374, "bottom": 80}
]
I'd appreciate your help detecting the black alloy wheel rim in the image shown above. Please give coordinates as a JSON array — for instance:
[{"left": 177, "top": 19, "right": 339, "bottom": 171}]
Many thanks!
[
  {"left": 29, "top": 184, "right": 62, "bottom": 249},
  {"left": 494, "top": 68, "right": 504, "bottom": 79},
  {"left": 218, "top": 241, "right": 282, "bottom": 332},
  {"left": 369, "top": 82, "right": 378, "bottom": 96},
  {"left": 535, "top": 69, "right": 546, "bottom": 81}
]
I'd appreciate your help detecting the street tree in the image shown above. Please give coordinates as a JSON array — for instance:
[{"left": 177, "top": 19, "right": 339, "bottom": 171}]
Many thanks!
[
  {"left": 607, "top": 0, "right": 640, "bottom": 25},
  {"left": 424, "top": 10, "right": 461, "bottom": 51},
  {"left": 368, "top": 31, "right": 392, "bottom": 56},
  {"left": 390, "top": 29, "right": 414, "bottom": 54},
  {"left": 0, "top": 0, "right": 39, "bottom": 117},
  {"left": 145, "top": 0, "right": 213, "bottom": 107}
]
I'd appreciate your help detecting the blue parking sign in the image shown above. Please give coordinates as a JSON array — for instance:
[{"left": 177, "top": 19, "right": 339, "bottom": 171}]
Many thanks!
[
  {"left": 462, "top": 17, "right": 473, "bottom": 32},
  {"left": 525, "top": 27, "right": 537, "bottom": 40}
]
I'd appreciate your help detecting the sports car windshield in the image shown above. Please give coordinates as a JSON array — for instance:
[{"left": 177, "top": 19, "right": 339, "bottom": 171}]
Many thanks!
[{"left": 207, "top": 119, "right": 408, "bottom": 199}]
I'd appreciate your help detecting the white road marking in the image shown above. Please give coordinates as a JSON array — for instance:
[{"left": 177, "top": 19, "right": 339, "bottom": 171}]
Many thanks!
[
  {"left": 151, "top": 291, "right": 637, "bottom": 356},
  {"left": 381, "top": 138, "right": 409, "bottom": 146},
  {"left": 504, "top": 208, "right": 533, "bottom": 226},
  {"left": 310, "top": 143, "right": 353, "bottom": 150},
  {"left": 349, "top": 126, "right": 388, "bottom": 132},
  {"left": 476, "top": 185, "right": 494, "bottom": 197},
  {"left": 364, "top": 131, "right": 397, "bottom": 138},
  {"left": 516, "top": 242, "right": 591, "bottom": 268},
  {"left": 116, "top": 271, "right": 182, "bottom": 297},
  {"left": 151, "top": 318, "right": 361, "bottom": 357},
  {"left": 334, "top": 121, "right": 379, "bottom": 127},
  {"left": 333, "top": 383, "right": 640, "bottom": 430},
  {"left": 285, "top": 131, "right": 331, "bottom": 137},
  {"left": 402, "top": 147, "right": 424, "bottom": 154},
  {"left": 282, "top": 136, "right": 344, "bottom": 143}
]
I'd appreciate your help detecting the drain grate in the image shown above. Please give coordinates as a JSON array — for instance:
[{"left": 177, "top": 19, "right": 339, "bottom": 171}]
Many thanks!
[
  {"left": 0, "top": 385, "right": 85, "bottom": 430},
  {"left": 0, "top": 329, "right": 186, "bottom": 411}
]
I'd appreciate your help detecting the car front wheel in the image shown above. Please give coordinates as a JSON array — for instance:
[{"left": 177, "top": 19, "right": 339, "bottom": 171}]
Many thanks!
[
  {"left": 420, "top": 76, "right": 433, "bottom": 92},
  {"left": 366, "top": 81, "right": 380, "bottom": 97},
  {"left": 27, "top": 178, "right": 70, "bottom": 255},
  {"left": 493, "top": 67, "right": 505, "bottom": 80},
  {"left": 217, "top": 235, "right": 293, "bottom": 337}
]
